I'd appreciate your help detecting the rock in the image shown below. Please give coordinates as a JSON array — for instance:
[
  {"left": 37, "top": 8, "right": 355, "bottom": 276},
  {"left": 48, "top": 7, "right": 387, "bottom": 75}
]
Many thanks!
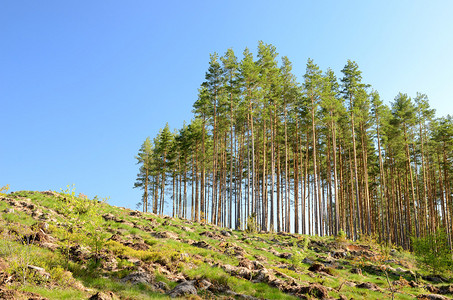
[
  {"left": 100, "top": 256, "right": 118, "bottom": 272},
  {"left": 439, "top": 285, "right": 453, "bottom": 295},
  {"left": 279, "top": 252, "right": 293, "bottom": 259},
  {"left": 129, "top": 242, "right": 149, "bottom": 251},
  {"left": 69, "top": 244, "right": 91, "bottom": 261},
  {"left": 299, "top": 283, "right": 329, "bottom": 299},
  {"left": 308, "top": 262, "right": 325, "bottom": 272},
  {"left": 107, "top": 234, "right": 123, "bottom": 242},
  {"left": 192, "top": 240, "right": 211, "bottom": 249},
  {"left": 40, "top": 190, "right": 61, "bottom": 198},
  {"left": 225, "top": 245, "right": 246, "bottom": 257},
  {"left": 102, "top": 213, "right": 119, "bottom": 222},
  {"left": 167, "top": 280, "right": 197, "bottom": 298},
  {"left": 31, "top": 209, "right": 43, "bottom": 218},
  {"left": 332, "top": 250, "right": 347, "bottom": 259},
  {"left": 417, "top": 295, "right": 450, "bottom": 300},
  {"left": 121, "top": 270, "right": 153, "bottom": 285},
  {"left": 220, "top": 230, "right": 232, "bottom": 237},
  {"left": 309, "top": 264, "right": 334, "bottom": 276},
  {"left": 127, "top": 257, "right": 142, "bottom": 266},
  {"left": 393, "top": 278, "right": 410, "bottom": 287},
  {"left": 101, "top": 213, "right": 114, "bottom": 221},
  {"left": 252, "top": 261, "right": 265, "bottom": 270},
  {"left": 195, "top": 278, "right": 212, "bottom": 291},
  {"left": 302, "top": 257, "right": 314, "bottom": 265},
  {"left": 225, "top": 290, "right": 260, "bottom": 300},
  {"left": 409, "top": 280, "right": 419, "bottom": 288},
  {"left": 351, "top": 268, "right": 362, "bottom": 275},
  {"left": 129, "top": 210, "right": 142, "bottom": 217},
  {"left": 254, "top": 254, "right": 266, "bottom": 262},
  {"left": 179, "top": 226, "right": 194, "bottom": 232},
  {"left": 253, "top": 268, "right": 276, "bottom": 283},
  {"left": 238, "top": 259, "right": 254, "bottom": 269},
  {"left": 423, "top": 275, "right": 447, "bottom": 283},
  {"left": 201, "top": 231, "right": 224, "bottom": 240},
  {"left": 338, "top": 295, "right": 348, "bottom": 300},
  {"left": 222, "top": 264, "right": 252, "bottom": 278},
  {"left": 356, "top": 282, "right": 381, "bottom": 291},
  {"left": 155, "top": 281, "right": 169, "bottom": 292},
  {"left": 4, "top": 208, "right": 14, "bottom": 213},
  {"left": 23, "top": 231, "right": 45, "bottom": 244},
  {"left": 152, "top": 231, "right": 179, "bottom": 240},
  {"left": 0, "top": 287, "right": 48, "bottom": 300},
  {"left": 89, "top": 291, "right": 118, "bottom": 300}
]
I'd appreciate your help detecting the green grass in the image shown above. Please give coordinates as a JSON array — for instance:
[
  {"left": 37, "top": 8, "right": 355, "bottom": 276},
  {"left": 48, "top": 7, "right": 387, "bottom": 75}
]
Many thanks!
[
  {"left": 2, "top": 190, "right": 452, "bottom": 300},
  {"left": 77, "top": 276, "right": 168, "bottom": 299},
  {"left": 183, "top": 263, "right": 297, "bottom": 300},
  {"left": 20, "top": 286, "right": 88, "bottom": 299}
]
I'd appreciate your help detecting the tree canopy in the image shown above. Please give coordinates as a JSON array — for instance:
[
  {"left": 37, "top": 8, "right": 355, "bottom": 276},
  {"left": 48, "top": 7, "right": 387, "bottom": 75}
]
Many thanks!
[{"left": 135, "top": 42, "right": 453, "bottom": 251}]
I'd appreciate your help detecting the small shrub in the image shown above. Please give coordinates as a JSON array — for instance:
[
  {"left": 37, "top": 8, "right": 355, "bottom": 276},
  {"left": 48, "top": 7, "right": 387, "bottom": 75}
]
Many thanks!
[
  {"left": 0, "top": 184, "right": 10, "bottom": 196},
  {"left": 84, "top": 196, "right": 109, "bottom": 261},
  {"left": 412, "top": 228, "right": 453, "bottom": 274},
  {"left": 49, "top": 266, "right": 77, "bottom": 287},
  {"left": 245, "top": 213, "right": 257, "bottom": 233},
  {"left": 290, "top": 250, "right": 305, "bottom": 268},
  {"left": 336, "top": 229, "right": 347, "bottom": 242},
  {"left": 0, "top": 228, "right": 39, "bottom": 284}
]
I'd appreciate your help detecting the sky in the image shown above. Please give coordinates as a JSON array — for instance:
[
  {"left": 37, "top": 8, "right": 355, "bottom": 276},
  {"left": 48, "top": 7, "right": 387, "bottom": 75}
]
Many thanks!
[{"left": 1, "top": 1, "right": 452, "bottom": 209}]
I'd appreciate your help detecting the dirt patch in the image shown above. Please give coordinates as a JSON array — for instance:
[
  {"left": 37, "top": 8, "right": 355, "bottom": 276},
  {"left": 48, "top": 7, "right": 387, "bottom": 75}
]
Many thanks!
[{"left": 0, "top": 287, "right": 48, "bottom": 300}]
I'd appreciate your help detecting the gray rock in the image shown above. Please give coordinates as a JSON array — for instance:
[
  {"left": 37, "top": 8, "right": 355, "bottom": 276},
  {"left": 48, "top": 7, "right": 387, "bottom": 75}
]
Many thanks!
[
  {"left": 220, "top": 230, "right": 232, "bottom": 237},
  {"left": 89, "top": 291, "right": 118, "bottom": 300},
  {"left": 121, "top": 270, "right": 153, "bottom": 285},
  {"left": 155, "top": 281, "right": 169, "bottom": 292},
  {"left": 129, "top": 210, "right": 142, "bottom": 217},
  {"left": 279, "top": 252, "right": 292, "bottom": 259},
  {"left": 167, "top": 280, "right": 197, "bottom": 298},
  {"left": 152, "top": 231, "right": 179, "bottom": 240},
  {"left": 332, "top": 250, "right": 347, "bottom": 258},
  {"left": 356, "top": 282, "right": 381, "bottom": 291},
  {"left": 416, "top": 295, "right": 450, "bottom": 300},
  {"left": 302, "top": 257, "right": 314, "bottom": 265},
  {"left": 192, "top": 240, "right": 211, "bottom": 249},
  {"left": 196, "top": 279, "right": 211, "bottom": 291}
]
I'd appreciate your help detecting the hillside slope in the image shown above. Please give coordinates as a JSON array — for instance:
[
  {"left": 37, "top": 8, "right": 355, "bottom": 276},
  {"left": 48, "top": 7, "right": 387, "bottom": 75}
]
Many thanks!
[{"left": 0, "top": 191, "right": 452, "bottom": 299}]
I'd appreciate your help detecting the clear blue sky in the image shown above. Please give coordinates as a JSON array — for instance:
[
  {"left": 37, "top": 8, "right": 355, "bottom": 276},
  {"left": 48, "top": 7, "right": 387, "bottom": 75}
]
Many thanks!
[{"left": 1, "top": 1, "right": 452, "bottom": 208}]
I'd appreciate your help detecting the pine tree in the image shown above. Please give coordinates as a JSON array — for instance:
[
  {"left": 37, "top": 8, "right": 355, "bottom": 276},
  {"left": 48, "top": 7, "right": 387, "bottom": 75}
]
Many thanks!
[{"left": 134, "top": 137, "right": 154, "bottom": 212}]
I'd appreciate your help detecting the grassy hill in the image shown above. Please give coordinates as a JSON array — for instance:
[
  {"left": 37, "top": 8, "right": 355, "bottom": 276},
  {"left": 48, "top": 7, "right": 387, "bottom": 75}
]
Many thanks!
[{"left": 0, "top": 190, "right": 452, "bottom": 299}]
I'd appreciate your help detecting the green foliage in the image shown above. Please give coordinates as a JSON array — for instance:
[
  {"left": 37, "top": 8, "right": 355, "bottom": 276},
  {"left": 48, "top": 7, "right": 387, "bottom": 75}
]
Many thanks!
[
  {"left": 0, "top": 184, "right": 10, "bottom": 196},
  {"left": 0, "top": 226, "right": 55, "bottom": 285},
  {"left": 0, "top": 233, "right": 35, "bottom": 284},
  {"left": 58, "top": 185, "right": 111, "bottom": 269},
  {"left": 84, "top": 196, "right": 110, "bottom": 261},
  {"left": 411, "top": 228, "right": 453, "bottom": 274},
  {"left": 336, "top": 229, "right": 347, "bottom": 241},
  {"left": 289, "top": 249, "right": 305, "bottom": 268},
  {"left": 48, "top": 266, "right": 79, "bottom": 287},
  {"left": 245, "top": 213, "right": 257, "bottom": 233}
]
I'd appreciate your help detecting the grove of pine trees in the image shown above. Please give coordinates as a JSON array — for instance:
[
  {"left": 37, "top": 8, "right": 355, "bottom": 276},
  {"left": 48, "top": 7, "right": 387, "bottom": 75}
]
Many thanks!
[{"left": 135, "top": 42, "right": 453, "bottom": 251}]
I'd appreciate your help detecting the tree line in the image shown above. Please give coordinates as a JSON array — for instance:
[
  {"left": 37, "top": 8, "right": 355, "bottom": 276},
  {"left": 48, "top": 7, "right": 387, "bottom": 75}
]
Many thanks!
[{"left": 134, "top": 41, "right": 452, "bottom": 250}]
